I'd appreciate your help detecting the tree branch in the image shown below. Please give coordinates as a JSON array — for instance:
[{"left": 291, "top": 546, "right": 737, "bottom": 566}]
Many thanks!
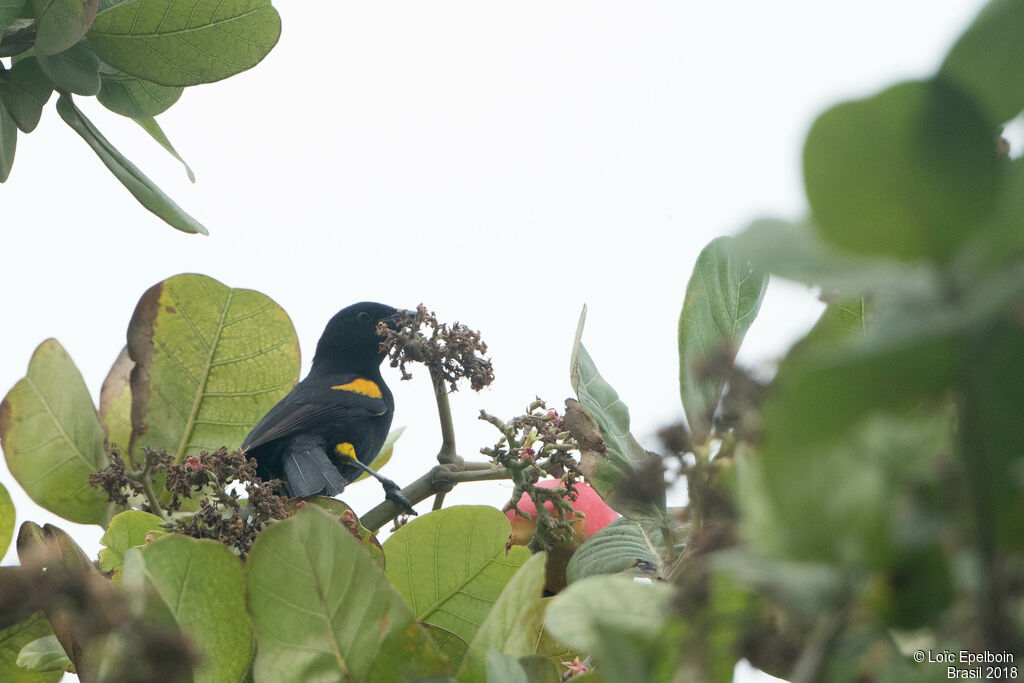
[{"left": 361, "top": 462, "right": 511, "bottom": 532}]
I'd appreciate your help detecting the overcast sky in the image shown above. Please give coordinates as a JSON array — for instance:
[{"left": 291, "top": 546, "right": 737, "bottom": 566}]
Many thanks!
[{"left": 1, "top": 2, "right": 991, "bottom": 679}]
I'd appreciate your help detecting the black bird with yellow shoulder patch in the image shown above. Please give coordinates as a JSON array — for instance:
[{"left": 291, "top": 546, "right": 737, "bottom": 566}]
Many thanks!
[{"left": 242, "top": 302, "right": 415, "bottom": 512}]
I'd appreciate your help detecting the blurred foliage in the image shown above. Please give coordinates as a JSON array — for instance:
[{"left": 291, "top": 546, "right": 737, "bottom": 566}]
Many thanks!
[
  {"left": 3, "top": 1, "right": 1024, "bottom": 681},
  {"left": 0, "top": 0, "right": 282, "bottom": 233}
]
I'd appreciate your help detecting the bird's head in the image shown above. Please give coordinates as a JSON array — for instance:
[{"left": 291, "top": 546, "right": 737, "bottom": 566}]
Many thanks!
[{"left": 311, "top": 302, "right": 407, "bottom": 374}]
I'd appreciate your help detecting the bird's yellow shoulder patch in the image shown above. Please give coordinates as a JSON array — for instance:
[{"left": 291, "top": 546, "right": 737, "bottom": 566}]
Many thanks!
[
  {"left": 335, "top": 442, "right": 357, "bottom": 460},
  {"left": 331, "top": 378, "right": 382, "bottom": 399}
]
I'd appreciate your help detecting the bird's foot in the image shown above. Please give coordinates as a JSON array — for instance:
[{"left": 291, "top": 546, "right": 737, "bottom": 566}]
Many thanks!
[{"left": 382, "top": 480, "right": 416, "bottom": 516}]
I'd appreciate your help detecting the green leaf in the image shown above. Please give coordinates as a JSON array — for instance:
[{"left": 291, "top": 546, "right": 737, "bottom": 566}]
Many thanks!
[
  {"left": 139, "top": 535, "right": 253, "bottom": 683},
  {"left": 486, "top": 651, "right": 561, "bottom": 683},
  {"left": 55, "top": 93, "right": 209, "bottom": 234},
  {"left": 356, "top": 426, "right": 404, "bottom": 482},
  {"left": 424, "top": 624, "right": 470, "bottom": 669},
  {"left": 678, "top": 236, "right": 767, "bottom": 442},
  {"left": 565, "top": 516, "right": 688, "bottom": 585},
  {"left": 0, "top": 482, "right": 12, "bottom": 559},
  {"left": 543, "top": 575, "right": 675, "bottom": 655},
  {"left": 98, "top": 346, "right": 133, "bottom": 456},
  {"left": 96, "top": 0, "right": 135, "bottom": 14},
  {"left": 941, "top": 0, "right": 1024, "bottom": 124},
  {"left": 97, "top": 510, "right": 164, "bottom": 583},
  {"left": 765, "top": 334, "right": 961, "bottom": 455},
  {"left": 16, "top": 636, "right": 72, "bottom": 673},
  {"left": 457, "top": 552, "right": 547, "bottom": 683},
  {"left": 383, "top": 506, "right": 531, "bottom": 650},
  {"left": 88, "top": 0, "right": 282, "bottom": 86},
  {"left": 804, "top": 78, "right": 1004, "bottom": 263},
  {"left": 0, "top": 339, "right": 111, "bottom": 525},
  {"left": 31, "top": 0, "right": 99, "bottom": 55},
  {"left": 247, "top": 506, "right": 418, "bottom": 682},
  {"left": 97, "top": 70, "right": 182, "bottom": 118},
  {"left": 125, "top": 273, "right": 299, "bottom": 471},
  {"left": 569, "top": 307, "right": 666, "bottom": 523},
  {"left": 289, "top": 496, "right": 384, "bottom": 568},
  {"left": 0, "top": 57, "right": 54, "bottom": 133},
  {"left": 0, "top": 0, "right": 27, "bottom": 34},
  {"left": 0, "top": 103, "right": 14, "bottom": 182},
  {"left": 37, "top": 42, "right": 101, "bottom": 96},
  {"left": 132, "top": 116, "right": 195, "bottom": 182},
  {"left": 732, "top": 218, "right": 930, "bottom": 301},
  {"left": 0, "top": 612, "right": 61, "bottom": 683}
]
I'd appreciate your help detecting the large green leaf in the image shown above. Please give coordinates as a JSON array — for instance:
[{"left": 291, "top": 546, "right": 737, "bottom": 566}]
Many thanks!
[
  {"left": 566, "top": 516, "right": 688, "bottom": 585},
  {"left": 942, "top": 0, "right": 1024, "bottom": 124},
  {"left": 0, "top": 103, "right": 14, "bottom": 182},
  {"left": 247, "top": 506, "right": 418, "bottom": 682},
  {"left": 678, "top": 236, "right": 766, "bottom": 443},
  {"left": 569, "top": 307, "right": 666, "bottom": 523},
  {"left": 0, "top": 0, "right": 27, "bottom": 34},
  {"left": 31, "top": 0, "right": 99, "bottom": 55},
  {"left": 88, "top": 0, "right": 282, "bottom": 87},
  {"left": 97, "top": 70, "right": 182, "bottom": 118},
  {"left": 126, "top": 273, "right": 299, "bottom": 468},
  {"left": 732, "top": 219, "right": 928, "bottom": 300},
  {"left": 0, "top": 612, "right": 61, "bottom": 683},
  {"left": 457, "top": 552, "right": 547, "bottom": 683},
  {"left": 139, "top": 535, "right": 253, "bottom": 683},
  {"left": 55, "top": 94, "right": 209, "bottom": 234},
  {"left": 37, "top": 42, "right": 101, "bottom": 96},
  {"left": 98, "top": 346, "right": 133, "bottom": 456},
  {"left": 383, "top": 506, "right": 531, "bottom": 650},
  {"left": 0, "top": 58, "right": 54, "bottom": 133},
  {"left": 97, "top": 509, "right": 164, "bottom": 583},
  {"left": 0, "top": 482, "right": 12, "bottom": 559},
  {"left": 0, "top": 339, "right": 112, "bottom": 525},
  {"left": 804, "top": 78, "right": 1004, "bottom": 263},
  {"left": 543, "top": 575, "right": 675, "bottom": 655},
  {"left": 765, "top": 334, "right": 961, "bottom": 455}
]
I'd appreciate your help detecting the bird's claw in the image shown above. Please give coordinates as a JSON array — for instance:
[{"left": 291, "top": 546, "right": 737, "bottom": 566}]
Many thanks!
[{"left": 383, "top": 482, "right": 416, "bottom": 516}]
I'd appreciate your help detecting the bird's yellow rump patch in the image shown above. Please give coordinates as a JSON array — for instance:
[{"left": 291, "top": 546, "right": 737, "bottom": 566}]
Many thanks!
[
  {"left": 335, "top": 442, "right": 357, "bottom": 460},
  {"left": 331, "top": 378, "right": 382, "bottom": 399}
]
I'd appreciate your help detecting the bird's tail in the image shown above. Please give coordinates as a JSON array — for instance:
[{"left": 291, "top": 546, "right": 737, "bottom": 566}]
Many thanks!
[{"left": 281, "top": 435, "right": 347, "bottom": 498}]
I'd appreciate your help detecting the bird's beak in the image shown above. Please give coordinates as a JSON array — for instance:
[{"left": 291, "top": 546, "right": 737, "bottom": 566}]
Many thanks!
[{"left": 384, "top": 309, "right": 415, "bottom": 329}]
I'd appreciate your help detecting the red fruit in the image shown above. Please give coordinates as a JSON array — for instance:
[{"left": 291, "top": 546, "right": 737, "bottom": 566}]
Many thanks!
[{"left": 505, "top": 479, "right": 618, "bottom": 592}]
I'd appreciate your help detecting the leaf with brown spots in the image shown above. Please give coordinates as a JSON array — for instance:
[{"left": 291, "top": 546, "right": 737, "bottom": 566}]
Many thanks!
[{"left": 126, "top": 274, "right": 299, "bottom": 479}]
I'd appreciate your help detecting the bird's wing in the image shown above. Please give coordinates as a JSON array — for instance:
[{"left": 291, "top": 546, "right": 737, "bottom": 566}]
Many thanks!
[{"left": 241, "top": 398, "right": 383, "bottom": 452}]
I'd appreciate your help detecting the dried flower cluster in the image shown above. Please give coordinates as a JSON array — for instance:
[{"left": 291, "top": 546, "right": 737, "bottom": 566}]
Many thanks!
[
  {"left": 377, "top": 304, "right": 495, "bottom": 392},
  {"left": 90, "top": 446, "right": 290, "bottom": 558},
  {"left": 164, "top": 448, "right": 290, "bottom": 557}
]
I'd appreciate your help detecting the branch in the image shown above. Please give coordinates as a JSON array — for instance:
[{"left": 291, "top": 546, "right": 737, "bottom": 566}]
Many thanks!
[
  {"left": 361, "top": 461, "right": 511, "bottom": 532},
  {"left": 430, "top": 367, "right": 458, "bottom": 465}
]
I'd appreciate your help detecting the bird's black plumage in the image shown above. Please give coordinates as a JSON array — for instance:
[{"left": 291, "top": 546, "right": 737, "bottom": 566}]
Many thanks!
[{"left": 242, "top": 302, "right": 412, "bottom": 510}]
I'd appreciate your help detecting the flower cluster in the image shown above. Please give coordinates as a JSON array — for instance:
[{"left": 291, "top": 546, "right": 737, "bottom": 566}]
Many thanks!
[
  {"left": 480, "top": 398, "right": 585, "bottom": 552},
  {"left": 377, "top": 304, "right": 495, "bottom": 392}
]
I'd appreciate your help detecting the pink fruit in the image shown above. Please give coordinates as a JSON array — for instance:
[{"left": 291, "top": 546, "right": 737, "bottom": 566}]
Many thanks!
[{"left": 505, "top": 479, "right": 618, "bottom": 592}]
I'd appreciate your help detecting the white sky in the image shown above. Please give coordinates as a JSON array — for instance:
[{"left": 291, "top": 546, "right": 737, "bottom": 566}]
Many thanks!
[{"left": 1, "top": 2, "right": 989, "bottom": 679}]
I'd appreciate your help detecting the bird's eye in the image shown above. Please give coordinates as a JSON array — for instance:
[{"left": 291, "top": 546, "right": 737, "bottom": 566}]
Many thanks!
[{"left": 357, "top": 311, "right": 371, "bottom": 324}]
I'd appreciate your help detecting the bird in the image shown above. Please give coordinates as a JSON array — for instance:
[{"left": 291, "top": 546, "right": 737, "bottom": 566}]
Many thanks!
[{"left": 242, "top": 302, "right": 415, "bottom": 513}]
